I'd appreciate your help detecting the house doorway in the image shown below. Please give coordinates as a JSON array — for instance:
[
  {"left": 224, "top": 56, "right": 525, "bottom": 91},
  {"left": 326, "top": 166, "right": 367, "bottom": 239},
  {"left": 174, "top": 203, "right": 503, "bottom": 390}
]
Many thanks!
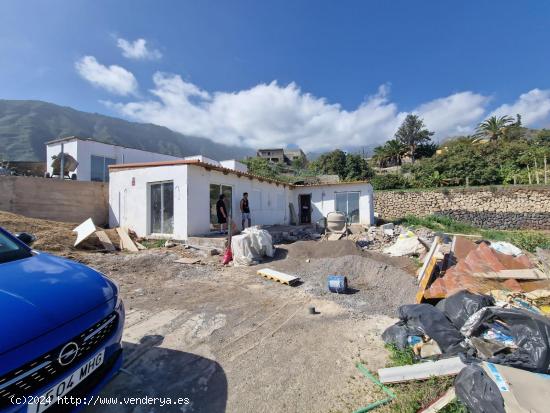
[
  {"left": 210, "top": 184, "right": 233, "bottom": 230},
  {"left": 149, "top": 181, "right": 174, "bottom": 234},
  {"left": 299, "top": 194, "right": 312, "bottom": 224}
]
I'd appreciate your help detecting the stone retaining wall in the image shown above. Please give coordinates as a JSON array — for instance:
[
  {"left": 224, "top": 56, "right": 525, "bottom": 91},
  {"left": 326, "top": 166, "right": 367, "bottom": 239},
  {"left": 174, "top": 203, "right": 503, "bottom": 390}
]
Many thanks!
[{"left": 374, "top": 186, "right": 550, "bottom": 230}]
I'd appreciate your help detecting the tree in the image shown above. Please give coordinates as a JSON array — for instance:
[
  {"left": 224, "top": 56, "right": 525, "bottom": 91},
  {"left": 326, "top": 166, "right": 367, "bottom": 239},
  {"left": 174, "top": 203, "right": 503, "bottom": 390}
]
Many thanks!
[
  {"left": 394, "top": 114, "right": 434, "bottom": 163},
  {"left": 313, "top": 149, "right": 347, "bottom": 178},
  {"left": 372, "top": 139, "right": 407, "bottom": 168},
  {"left": 475, "top": 115, "right": 514, "bottom": 141},
  {"left": 344, "top": 153, "right": 374, "bottom": 181},
  {"left": 242, "top": 157, "right": 281, "bottom": 179}
]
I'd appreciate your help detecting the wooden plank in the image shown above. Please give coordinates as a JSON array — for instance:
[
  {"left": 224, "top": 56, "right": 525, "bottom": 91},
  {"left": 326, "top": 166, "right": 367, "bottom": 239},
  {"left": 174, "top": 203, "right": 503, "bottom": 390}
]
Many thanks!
[
  {"left": 289, "top": 203, "right": 297, "bottom": 225},
  {"left": 378, "top": 357, "right": 466, "bottom": 384},
  {"left": 257, "top": 268, "right": 300, "bottom": 286},
  {"left": 135, "top": 241, "right": 147, "bottom": 250},
  {"left": 115, "top": 227, "right": 139, "bottom": 252},
  {"left": 419, "top": 387, "right": 456, "bottom": 413},
  {"left": 472, "top": 268, "right": 548, "bottom": 280},
  {"left": 95, "top": 230, "right": 116, "bottom": 251},
  {"left": 416, "top": 245, "right": 441, "bottom": 303},
  {"left": 418, "top": 236, "right": 441, "bottom": 281}
]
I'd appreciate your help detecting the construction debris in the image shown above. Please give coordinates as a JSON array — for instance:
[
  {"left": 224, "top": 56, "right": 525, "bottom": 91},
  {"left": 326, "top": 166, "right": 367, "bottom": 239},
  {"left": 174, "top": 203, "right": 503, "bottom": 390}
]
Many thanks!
[
  {"left": 174, "top": 257, "right": 201, "bottom": 265},
  {"left": 419, "top": 387, "right": 456, "bottom": 413},
  {"left": 257, "top": 268, "right": 300, "bottom": 286},
  {"left": 232, "top": 226, "right": 275, "bottom": 266},
  {"left": 116, "top": 227, "right": 139, "bottom": 252},
  {"left": 378, "top": 357, "right": 466, "bottom": 384},
  {"left": 73, "top": 218, "right": 96, "bottom": 246},
  {"left": 96, "top": 230, "right": 116, "bottom": 251}
]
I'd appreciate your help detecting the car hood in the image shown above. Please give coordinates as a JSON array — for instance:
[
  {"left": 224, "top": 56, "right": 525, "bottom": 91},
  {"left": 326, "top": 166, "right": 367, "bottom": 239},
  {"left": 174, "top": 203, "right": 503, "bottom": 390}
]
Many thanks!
[{"left": 0, "top": 252, "right": 116, "bottom": 353}]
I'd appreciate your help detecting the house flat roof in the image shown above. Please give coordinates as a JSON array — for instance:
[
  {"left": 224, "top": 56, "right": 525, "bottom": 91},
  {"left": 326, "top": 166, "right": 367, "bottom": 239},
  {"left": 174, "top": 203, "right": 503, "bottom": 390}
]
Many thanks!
[
  {"left": 109, "top": 159, "right": 370, "bottom": 188},
  {"left": 45, "top": 136, "right": 178, "bottom": 157}
]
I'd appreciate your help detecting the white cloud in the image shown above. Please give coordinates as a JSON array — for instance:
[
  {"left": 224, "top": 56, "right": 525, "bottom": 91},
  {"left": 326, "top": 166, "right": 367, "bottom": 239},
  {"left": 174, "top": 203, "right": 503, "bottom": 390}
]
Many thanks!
[
  {"left": 117, "top": 38, "right": 162, "bottom": 60},
  {"left": 490, "top": 88, "right": 550, "bottom": 126},
  {"left": 415, "top": 92, "right": 490, "bottom": 138},
  {"left": 103, "top": 71, "right": 550, "bottom": 151},
  {"left": 75, "top": 56, "right": 138, "bottom": 96}
]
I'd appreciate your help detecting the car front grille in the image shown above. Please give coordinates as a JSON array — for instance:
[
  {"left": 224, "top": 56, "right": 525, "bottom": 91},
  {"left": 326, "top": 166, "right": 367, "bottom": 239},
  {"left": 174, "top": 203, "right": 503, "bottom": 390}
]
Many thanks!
[{"left": 0, "top": 311, "right": 118, "bottom": 409}]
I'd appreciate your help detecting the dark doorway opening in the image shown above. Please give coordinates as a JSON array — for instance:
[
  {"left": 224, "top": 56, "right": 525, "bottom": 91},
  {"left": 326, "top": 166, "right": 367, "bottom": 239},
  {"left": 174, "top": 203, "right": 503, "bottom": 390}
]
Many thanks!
[{"left": 299, "top": 194, "right": 312, "bottom": 224}]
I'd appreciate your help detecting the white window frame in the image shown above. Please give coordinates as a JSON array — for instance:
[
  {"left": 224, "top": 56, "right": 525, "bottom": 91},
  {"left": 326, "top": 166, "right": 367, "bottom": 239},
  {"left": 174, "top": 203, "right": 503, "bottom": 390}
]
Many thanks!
[{"left": 148, "top": 180, "right": 174, "bottom": 236}]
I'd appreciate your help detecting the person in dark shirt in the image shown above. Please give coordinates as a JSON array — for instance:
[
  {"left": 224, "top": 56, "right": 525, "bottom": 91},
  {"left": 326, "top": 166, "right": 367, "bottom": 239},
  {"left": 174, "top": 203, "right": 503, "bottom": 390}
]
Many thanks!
[
  {"left": 240, "top": 192, "right": 251, "bottom": 229},
  {"left": 216, "top": 194, "right": 228, "bottom": 233}
]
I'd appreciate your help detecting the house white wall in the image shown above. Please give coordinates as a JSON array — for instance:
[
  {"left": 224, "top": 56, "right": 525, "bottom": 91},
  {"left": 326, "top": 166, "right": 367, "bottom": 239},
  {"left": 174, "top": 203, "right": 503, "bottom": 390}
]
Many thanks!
[
  {"left": 292, "top": 183, "right": 375, "bottom": 226},
  {"left": 108, "top": 164, "right": 374, "bottom": 240},
  {"left": 219, "top": 159, "right": 248, "bottom": 173},
  {"left": 46, "top": 139, "right": 181, "bottom": 181},
  {"left": 108, "top": 165, "right": 188, "bottom": 239},
  {"left": 185, "top": 165, "right": 291, "bottom": 236}
]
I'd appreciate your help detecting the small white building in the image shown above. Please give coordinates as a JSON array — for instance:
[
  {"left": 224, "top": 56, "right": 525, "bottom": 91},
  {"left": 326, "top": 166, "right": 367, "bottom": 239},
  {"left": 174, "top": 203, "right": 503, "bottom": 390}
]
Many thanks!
[
  {"left": 108, "top": 159, "right": 374, "bottom": 239},
  {"left": 45, "top": 136, "right": 183, "bottom": 182}
]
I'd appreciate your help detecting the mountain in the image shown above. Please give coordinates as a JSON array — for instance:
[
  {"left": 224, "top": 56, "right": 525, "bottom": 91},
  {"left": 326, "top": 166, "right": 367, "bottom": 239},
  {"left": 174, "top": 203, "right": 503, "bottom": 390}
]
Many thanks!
[{"left": 0, "top": 100, "right": 255, "bottom": 162}]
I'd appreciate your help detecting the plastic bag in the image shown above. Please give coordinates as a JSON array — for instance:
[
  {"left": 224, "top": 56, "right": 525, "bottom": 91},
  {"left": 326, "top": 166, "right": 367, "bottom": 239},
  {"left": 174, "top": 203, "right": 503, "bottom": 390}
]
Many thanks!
[
  {"left": 397, "top": 304, "right": 465, "bottom": 354},
  {"left": 436, "top": 290, "right": 495, "bottom": 329},
  {"left": 381, "top": 322, "right": 423, "bottom": 349},
  {"left": 455, "top": 364, "right": 505, "bottom": 413},
  {"left": 232, "top": 227, "right": 275, "bottom": 266},
  {"left": 461, "top": 307, "right": 550, "bottom": 373}
]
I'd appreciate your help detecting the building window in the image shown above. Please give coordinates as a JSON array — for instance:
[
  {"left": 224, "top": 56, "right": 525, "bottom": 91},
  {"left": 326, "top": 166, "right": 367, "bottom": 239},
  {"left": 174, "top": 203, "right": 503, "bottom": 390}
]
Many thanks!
[
  {"left": 149, "top": 181, "right": 174, "bottom": 234},
  {"left": 335, "top": 191, "right": 360, "bottom": 224},
  {"left": 91, "top": 155, "right": 116, "bottom": 182}
]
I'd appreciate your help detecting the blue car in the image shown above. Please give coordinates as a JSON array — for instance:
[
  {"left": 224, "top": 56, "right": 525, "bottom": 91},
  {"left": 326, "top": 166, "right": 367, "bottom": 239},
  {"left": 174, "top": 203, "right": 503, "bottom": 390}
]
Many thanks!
[{"left": 0, "top": 227, "right": 124, "bottom": 412}]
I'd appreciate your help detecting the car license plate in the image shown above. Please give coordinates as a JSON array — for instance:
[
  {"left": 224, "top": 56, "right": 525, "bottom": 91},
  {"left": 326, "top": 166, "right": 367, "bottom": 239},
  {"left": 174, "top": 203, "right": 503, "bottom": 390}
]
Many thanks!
[{"left": 27, "top": 349, "right": 105, "bottom": 413}]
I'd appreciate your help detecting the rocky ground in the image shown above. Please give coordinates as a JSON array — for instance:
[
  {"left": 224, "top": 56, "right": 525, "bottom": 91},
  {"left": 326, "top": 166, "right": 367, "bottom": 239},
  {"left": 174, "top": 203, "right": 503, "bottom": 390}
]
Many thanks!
[{"left": 1, "top": 212, "right": 421, "bottom": 413}]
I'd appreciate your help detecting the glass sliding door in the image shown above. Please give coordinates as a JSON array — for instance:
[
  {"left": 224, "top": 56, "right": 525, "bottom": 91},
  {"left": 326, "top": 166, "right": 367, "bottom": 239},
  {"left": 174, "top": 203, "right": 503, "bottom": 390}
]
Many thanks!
[
  {"left": 335, "top": 191, "right": 360, "bottom": 224},
  {"left": 149, "top": 181, "right": 174, "bottom": 234},
  {"left": 209, "top": 184, "right": 232, "bottom": 230}
]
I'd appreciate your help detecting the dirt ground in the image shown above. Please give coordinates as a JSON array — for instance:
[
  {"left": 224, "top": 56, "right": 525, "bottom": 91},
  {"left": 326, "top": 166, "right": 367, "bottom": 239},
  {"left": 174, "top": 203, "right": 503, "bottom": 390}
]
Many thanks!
[{"left": 1, "top": 213, "right": 420, "bottom": 413}]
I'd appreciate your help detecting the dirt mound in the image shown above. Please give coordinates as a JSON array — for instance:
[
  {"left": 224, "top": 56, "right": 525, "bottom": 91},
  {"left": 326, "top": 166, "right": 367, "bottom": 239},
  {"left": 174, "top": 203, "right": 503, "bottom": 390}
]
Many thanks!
[
  {"left": 280, "top": 239, "right": 362, "bottom": 260},
  {"left": 261, "top": 250, "right": 417, "bottom": 317},
  {"left": 0, "top": 211, "right": 119, "bottom": 253}
]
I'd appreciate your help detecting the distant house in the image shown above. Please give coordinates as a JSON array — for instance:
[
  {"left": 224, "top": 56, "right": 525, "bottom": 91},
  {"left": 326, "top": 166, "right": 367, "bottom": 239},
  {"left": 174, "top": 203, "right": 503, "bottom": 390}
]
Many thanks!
[
  {"left": 256, "top": 148, "right": 306, "bottom": 165},
  {"left": 45, "top": 136, "right": 247, "bottom": 182}
]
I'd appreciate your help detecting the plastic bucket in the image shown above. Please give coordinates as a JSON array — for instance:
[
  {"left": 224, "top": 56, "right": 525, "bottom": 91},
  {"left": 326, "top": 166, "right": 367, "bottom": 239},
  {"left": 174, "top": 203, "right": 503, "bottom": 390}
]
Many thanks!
[{"left": 327, "top": 275, "right": 348, "bottom": 294}]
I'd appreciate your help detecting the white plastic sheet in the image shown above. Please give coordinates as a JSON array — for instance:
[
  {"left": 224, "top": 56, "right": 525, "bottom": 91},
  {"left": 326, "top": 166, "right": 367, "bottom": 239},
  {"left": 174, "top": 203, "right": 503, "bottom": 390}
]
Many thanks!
[
  {"left": 231, "top": 226, "right": 274, "bottom": 266},
  {"left": 490, "top": 241, "right": 523, "bottom": 256},
  {"left": 383, "top": 230, "right": 425, "bottom": 257}
]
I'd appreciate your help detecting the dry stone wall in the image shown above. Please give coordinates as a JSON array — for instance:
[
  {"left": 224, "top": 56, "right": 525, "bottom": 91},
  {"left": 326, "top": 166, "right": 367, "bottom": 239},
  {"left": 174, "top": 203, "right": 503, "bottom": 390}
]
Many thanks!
[{"left": 374, "top": 186, "right": 550, "bottom": 230}]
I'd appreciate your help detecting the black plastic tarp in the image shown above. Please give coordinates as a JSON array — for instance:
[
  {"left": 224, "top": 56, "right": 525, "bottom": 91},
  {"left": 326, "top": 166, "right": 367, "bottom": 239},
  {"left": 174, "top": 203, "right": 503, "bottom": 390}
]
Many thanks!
[
  {"left": 396, "top": 304, "right": 465, "bottom": 354},
  {"left": 436, "top": 290, "right": 495, "bottom": 329},
  {"left": 461, "top": 307, "right": 550, "bottom": 373},
  {"left": 455, "top": 364, "right": 506, "bottom": 413}
]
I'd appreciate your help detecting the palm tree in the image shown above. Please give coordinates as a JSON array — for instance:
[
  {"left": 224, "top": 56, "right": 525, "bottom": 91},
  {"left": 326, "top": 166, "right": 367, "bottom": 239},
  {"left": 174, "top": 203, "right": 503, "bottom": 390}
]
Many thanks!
[
  {"left": 372, "top": 139, "right": 408, "bottom": 168},
  {"left": 475, "top": 115, "right": 514, "bottom": 141}
]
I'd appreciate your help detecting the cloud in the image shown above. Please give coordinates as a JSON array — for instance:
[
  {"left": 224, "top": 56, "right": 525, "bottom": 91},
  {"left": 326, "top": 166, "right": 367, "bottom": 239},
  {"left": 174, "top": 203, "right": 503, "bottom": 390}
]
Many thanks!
[
  {"left": 415, "top": 91, "right": 490, "bottom": 137},
  {"left": 75, "top": 56, "right": 138, "bottom": 96},
  {"left": 117, "top": 38, "right": 162, "bottom": 60},
  {"left": 490, "top": 88, "right": 550, "bottom": 126},
  {"left": 104, "top": 71, "right": 550, "bottom": 151}
]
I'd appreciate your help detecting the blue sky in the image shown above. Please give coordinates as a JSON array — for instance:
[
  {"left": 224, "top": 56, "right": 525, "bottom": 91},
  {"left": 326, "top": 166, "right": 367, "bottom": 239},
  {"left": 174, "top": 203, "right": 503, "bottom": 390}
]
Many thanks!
[{"left": 2, "top": 0, "right": 550, "bottom": 151}]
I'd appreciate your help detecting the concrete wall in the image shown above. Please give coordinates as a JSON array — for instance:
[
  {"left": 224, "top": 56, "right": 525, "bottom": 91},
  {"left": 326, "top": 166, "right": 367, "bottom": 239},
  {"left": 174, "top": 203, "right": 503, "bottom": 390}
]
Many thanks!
[
  {"left": 374, "top": 186, "right": 550, "bottom": 230},
  {"left": 47, "top": 139, "right": 182, "bottom": 181},
  {"left": 0, "top": 175, "right": 109, "bottom": 225},
  {"left": 108, "top": 165, "right": 188, "bottom": 238},
  {"left": 292, "top": 183, "right": 375, "bottom": 226}
]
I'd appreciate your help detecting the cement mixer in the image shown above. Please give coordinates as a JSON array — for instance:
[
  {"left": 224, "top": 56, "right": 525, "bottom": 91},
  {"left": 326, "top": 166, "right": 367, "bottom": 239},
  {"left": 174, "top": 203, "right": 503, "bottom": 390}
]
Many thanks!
[
  {"left": 49, "top": 153, "right": 78, "bottom": 179},
  {"left": 326, "top": 211, "right": 347, "bottom": 234}
]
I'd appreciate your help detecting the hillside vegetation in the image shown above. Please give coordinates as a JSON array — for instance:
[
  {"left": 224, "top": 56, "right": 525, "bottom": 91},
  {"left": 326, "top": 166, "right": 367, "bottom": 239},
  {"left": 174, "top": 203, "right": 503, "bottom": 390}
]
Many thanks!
[{"left": 0, "top": 100, "right": 254, "bottom": 161}]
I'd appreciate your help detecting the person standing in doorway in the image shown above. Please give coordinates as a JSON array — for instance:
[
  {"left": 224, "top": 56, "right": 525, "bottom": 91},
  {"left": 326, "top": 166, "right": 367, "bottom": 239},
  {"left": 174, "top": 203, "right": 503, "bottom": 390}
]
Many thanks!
[
  {"left": 240, "top": 192, "right": 251, "bottom": 229},
  {"left": 216, "top": 194, "right": 228, "bottom": 234}
]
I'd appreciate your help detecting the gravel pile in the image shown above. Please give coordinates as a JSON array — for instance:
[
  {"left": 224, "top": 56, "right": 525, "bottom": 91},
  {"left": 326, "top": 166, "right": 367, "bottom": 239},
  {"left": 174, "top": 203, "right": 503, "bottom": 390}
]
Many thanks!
[{"left": 262, "top": 242, "right": 418, "bottom": 317}]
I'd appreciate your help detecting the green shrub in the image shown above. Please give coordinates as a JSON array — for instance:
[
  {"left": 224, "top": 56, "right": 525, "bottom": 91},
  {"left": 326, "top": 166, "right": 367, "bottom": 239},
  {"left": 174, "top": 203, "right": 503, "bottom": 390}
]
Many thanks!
[{"left": 371, "top": 174, "right": 410, "bottom": 190}]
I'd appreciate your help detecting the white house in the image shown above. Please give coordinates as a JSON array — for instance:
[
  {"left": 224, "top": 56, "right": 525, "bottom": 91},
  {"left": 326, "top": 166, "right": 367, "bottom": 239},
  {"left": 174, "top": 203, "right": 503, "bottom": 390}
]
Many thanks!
[
  {"left": 108, "top": 159, "right": 374, "bottom": 240},
  {"left": 45, "top": 136, "right": 182, "bottom": 182}
]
